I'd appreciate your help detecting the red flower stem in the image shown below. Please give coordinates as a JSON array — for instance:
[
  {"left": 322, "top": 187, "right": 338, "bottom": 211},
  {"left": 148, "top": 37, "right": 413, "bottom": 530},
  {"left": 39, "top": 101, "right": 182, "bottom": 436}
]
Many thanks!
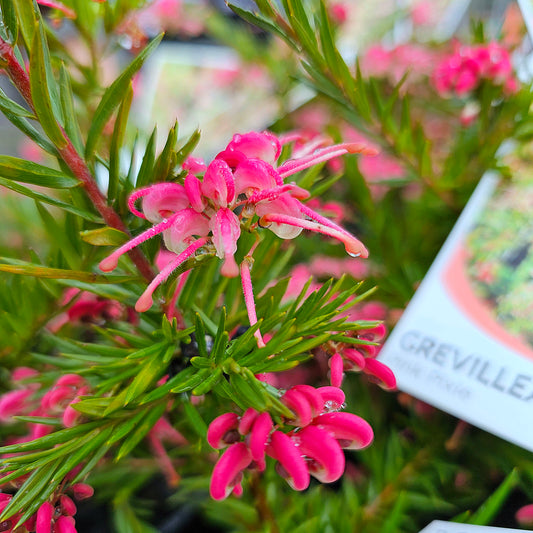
[
  {"left": 0, "top": 38, "right": 34, "bottom": 111},
  {"left": 0, "top": 37, "right": 154, "bottom": 282}
]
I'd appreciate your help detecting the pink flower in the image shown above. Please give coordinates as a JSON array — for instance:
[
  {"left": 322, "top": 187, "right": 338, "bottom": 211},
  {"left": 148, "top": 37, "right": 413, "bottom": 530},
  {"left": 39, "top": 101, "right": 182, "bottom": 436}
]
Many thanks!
[
  {"left": 100, "top": 131, "right": 372, "bottom": 345},
  {"left": 516, "top": 504, "right": 533, "bottom": 527},
  {"left": 207, "top": 385, "right": 374, "bottom": 500},
  {"left": 433, "top": 41, "right": 519, "bottom": 97},
  {"left": 209, "top": 442, "right": 252, "bottom": 500}
]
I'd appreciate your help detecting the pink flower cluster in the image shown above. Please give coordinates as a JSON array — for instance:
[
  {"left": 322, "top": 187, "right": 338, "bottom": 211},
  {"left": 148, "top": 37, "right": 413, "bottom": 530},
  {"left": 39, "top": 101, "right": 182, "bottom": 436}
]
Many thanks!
[
  {"left": 0, "top": 482, "right": 94, "bottom": 533},
  {"left": 206, "top": 385, "right": 373, "bottom": 500},
  {"left": 360, "top": 43, "right": 437, "bottom": 84},
  {"left": 0, "top": 370, "right": 88, "bottom": 434},
  {"left": 48, "top": 288, "right": 135, "bottom": 332},
  {"left": 100, "top": 131, "right": 373, "bottom": 346},
  {"left": 433, "top": 42, "right": 519, "bottom": 97}
]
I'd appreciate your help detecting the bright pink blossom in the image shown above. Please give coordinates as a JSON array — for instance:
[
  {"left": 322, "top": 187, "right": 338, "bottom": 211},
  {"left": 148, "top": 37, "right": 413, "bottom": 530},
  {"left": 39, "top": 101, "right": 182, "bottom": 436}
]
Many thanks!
[
  {"left": 516, "top": 504, "right": 533, "bottom": 527},
  {"left": 207, "top": 385, "right": 373, "bottom": 500},
  {"left": 433, "top": 41, "right": 519, "bottom": 97},
  {"left": 100, "top": 131, "right": 371, "bottom": 344}
]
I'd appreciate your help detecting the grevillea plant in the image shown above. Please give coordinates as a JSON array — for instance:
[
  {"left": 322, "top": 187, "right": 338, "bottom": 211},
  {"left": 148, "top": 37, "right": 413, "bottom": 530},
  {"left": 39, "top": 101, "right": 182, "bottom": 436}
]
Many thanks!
[{"left": 0, "top": 1, "right": 533, "bottom": 532}]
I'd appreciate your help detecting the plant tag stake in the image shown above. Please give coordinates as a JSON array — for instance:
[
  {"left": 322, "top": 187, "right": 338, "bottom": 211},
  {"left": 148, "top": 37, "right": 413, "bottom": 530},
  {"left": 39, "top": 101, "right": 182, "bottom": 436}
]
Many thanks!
[{"left": 379, "top": 171, "right": 533, "bottom": 452}]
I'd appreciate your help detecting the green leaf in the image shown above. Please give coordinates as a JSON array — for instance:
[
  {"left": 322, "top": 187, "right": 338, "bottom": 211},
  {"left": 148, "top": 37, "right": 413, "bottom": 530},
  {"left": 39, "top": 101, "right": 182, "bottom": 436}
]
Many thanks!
[
  {"left": 115, "top": 402, "right": 166, "bottom": 461},
  {"left": 226, "top": 3, "right": 294, "bottom": 47},
  {"left": 192, "top": 366, "right": 222, "bottom": 396},
  {"left": 0, "top": 177, "right": 101, "bottom": 221},
  {"left": 0, "top": 259, "right": 124, "bottom": 282},
  {"left": 0, "top": 458, "right": 61, "bottom": 523},
  {"left": 0, "top": 108, "right": 57, "bottom": 154},
  {"left": 230, "top": 373, "right": 267, "bottom": 411},
  {"left": 0, "top": 156, "right": 78, "bottom": 188},
  {"left": 59, "top": 63, "right": 84, "bottom": 154},
  {"left": 183, "top": 399, "right": 208, "bottom": 438},
  {"left": 109, "top": 82, "right": 133, "bottom": 204},
  {"left": 0, "top": 420, "right": 102, "bottom": 455},
  {"left": 0, "top": 0, "right": 18, "bottom": 43},
  {"left": 467, "top": 469, "right": 519, "bottom": 525},
  {"left": 123, "top": 351, "right": 166, "bottom": 405},
  {"left": 175, "top": 128, "right": 201, "bottom": 166},
  {"left": 80, "top": 227, "right": 129, "bottom": 246},
  {"left": 153, "top": 119, "right": 178, "bottom": 182},
  {"left": 85, "top": 33, "right": 163, "bottom": 159},
  {"left": 0, "top": 87, "right": 33, "bottom": 118},
  {"left": 170, "top": 368, "right": 212, "bottom": 394},
  {"left": 12, "top": 0, "right": 37, "bottom": 50},
  {"left": 29, "top": 20, "right": 67, "bottom": 148},
  {"left": 135, "top": 127, "right": 157, "bottom": 187}
]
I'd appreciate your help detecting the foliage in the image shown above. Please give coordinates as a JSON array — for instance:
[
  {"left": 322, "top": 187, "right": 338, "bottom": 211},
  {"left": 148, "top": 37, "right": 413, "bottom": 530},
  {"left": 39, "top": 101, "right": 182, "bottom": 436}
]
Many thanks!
[{"left": 0, "top": 1, "right": 532, "bottom": 532}]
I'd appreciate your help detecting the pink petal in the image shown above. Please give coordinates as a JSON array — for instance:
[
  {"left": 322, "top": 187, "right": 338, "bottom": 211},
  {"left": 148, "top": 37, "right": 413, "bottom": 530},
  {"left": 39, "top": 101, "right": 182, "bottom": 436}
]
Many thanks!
[
  {"left": 41, "top": 385, "right": 73, "bottom": 411},
  {"left": 233, "top": 159, "right": 280, "bottom": 196},
  {"left": 296, "top": 425, "right": 345, "bottom": 483},
  {"left": 11, "top": 367, "right": 39, "bottom": 382},
  {"left": 363, "top": 359, "right": 397, "bottom": 390},
  {"left": 210, "top": 208, "right": 241, "bottom": 278},
  {"left": 255, "top": 195, "right": 304, "bottom": 240},
  {"left": 238, "top": 408, "right": 259, "bottom": 436},
  {"left": 140, "top": 183, "right": 190, "bottom": 223},
  {"left": 55, "top": 375, "right": 85, "bottom": 388},
  {"left": 202, "top": 159, "right": 235, "bottom": 207},
  {"left": 316, "top": 386, "right": 345, "bottom": 411},
  {"left": 207, "top": 412, "right": 240, "bottom": 449},
  {"left": 59, "top": 495, "right": 77, "bottom": 517},
  {"left": 282, "top": 388, "right": 313, "bottom": 427},
  {"left": 182, "top": 156, "right": 206, "bottom": 174},
  {"left": 184, "top": 174, "right": 206, "bottom": 212},
  {"left": 0, "top": 389, "right": 33, "bottom": 420},
  {"left": 226, "top": 131, "right": 281, "bottom": 164},
  {"left": 248, "top": 412, "right": 273, "bottom": 470},
  {"left": 267, "top": 430, "right": 309, "bottom": 491},
  {"left": 313, "top": 412, "right": 374, "bottom": 450},
  {"left": 36, "top": 501, "right": 54, "bottom": 533},
  {"left": 71, "top": 483, "right": 94, "bottom": 500},
  {"left": 329, "top": 352, "right": 344, "bottom": 388},
  {"left": 516, "top": 504, "right": 533, "bottom": 527},
  {"left": 209, "top": 442, "right": 252, "bottom": 500},
  {"left": 289, "top": 385, "right": 324, "bottom": 418},
  {"left": 163, "top": 208, "right": 210, "bottom": 254},
  {"left": 215, "top": 148, "right": 247, "bottom": 170},
  {"left": 343, "top": 348, "right": 366, "bottom": 370},
  {"left": 54, "top": 515, "right": 77, "bottom": 533}
]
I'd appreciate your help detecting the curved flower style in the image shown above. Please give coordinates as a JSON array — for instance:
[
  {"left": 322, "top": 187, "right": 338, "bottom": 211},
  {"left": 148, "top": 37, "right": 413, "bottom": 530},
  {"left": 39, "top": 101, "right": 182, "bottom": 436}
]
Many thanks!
[
  {"left": 100, "top": 131, "right": 374, "bottom": 345},
  {"left": 207, "top": 384, "right": 373, "bottom": 500}
]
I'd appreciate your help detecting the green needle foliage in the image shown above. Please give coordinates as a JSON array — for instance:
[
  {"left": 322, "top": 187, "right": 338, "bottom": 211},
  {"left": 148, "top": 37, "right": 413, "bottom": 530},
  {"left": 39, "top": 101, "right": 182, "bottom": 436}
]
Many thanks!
[{"left": 0, "top": 1, "right": 532, "bottom": 532}]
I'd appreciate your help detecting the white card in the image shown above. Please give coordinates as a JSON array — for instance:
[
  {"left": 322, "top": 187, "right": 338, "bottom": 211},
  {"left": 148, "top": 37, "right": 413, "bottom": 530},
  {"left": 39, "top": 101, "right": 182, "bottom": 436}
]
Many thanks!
[
  {"left": 419, "top": 520, "right": 525, "bottom": 533},
  {"left": 378, "top": 171, "right": 533, "bottom": 452}
]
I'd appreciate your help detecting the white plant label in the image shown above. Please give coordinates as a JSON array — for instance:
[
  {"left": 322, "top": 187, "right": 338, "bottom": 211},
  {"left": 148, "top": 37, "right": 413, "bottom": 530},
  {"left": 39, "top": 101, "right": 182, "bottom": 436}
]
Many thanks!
[
  {"left": 379, "top": 172, "right": 533, "bottom": 452},
  {"left": 419, "top": 520, "right": 525, "bottom": 533}
]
